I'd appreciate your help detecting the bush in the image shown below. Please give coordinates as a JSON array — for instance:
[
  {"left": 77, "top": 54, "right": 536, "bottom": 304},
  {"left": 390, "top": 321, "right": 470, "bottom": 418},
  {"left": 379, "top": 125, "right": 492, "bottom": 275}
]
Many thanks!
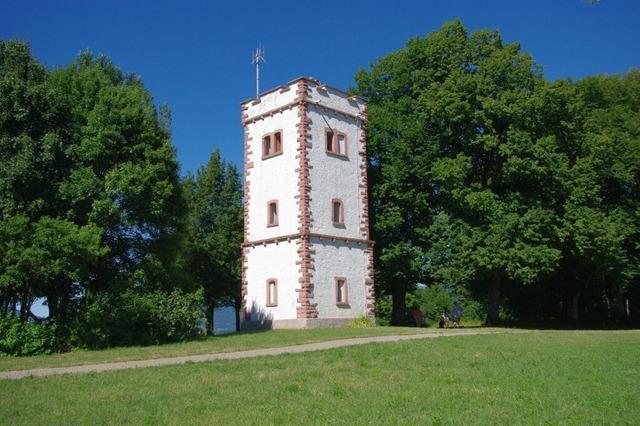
[
  {"left": 75, "top": 289, "right": 204, "bottom": 349},
  {"left": 414, "top": 284, "right": 453, "bottom": 323},
  {"left": 462, "top": 300, "right": 485, "bottom": 321},
  {"left": 374, "top": 295, "right": 392, "bottom": 326},
  {"left": 347, "top": 316, "right": 373, "bottom": 328},
  {"left": 0, "top": 314, "right": 58, "bottom": 356}
]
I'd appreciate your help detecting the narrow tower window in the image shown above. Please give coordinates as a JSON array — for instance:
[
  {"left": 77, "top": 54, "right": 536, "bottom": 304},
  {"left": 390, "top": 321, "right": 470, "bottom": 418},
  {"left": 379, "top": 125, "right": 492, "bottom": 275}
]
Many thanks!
[
  {"left": 336, "top": 278, "right": 348, "bottom": 305},
  {"left": 262, "top": 134, "right": 272, "bottom": 157},
  {"left": 336, "top": 133, "right": 346, "bottom": 155},
  {"left": 325, "top": 129, "right": 334, "bottom": 152},
  {"left": 266, "top": 279, "right": 278, "bottom": 307},
  {"left": 267, "top": 200, "right": 278, "bottom": 227},
  {"left": 273, "top": 131, "right": 282, "bottom": 153},
  {"left": 332, "top": 199, "right": 344, "bottom": 225}
]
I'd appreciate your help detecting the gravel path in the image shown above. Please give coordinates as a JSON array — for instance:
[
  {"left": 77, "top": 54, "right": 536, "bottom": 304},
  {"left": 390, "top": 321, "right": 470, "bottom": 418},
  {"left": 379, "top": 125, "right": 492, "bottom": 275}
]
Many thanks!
[{"left": 0, "top": 330, "right": 507, "bottom": 380}]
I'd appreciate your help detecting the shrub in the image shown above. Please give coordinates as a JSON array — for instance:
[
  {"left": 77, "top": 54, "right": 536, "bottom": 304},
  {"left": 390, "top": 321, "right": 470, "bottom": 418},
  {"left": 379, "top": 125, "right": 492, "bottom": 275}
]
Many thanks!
[
  {"left": 415, "top": 284, "right": 453, "bottom": 323},
  {"left": 347, "top": 316, "right": 373, "bottom": 328},
  {"left": 75, "top": 288, "right": 204, "bottom": 349},
  {"left": 374, "top": 295, "right": 392, "bottom": 326},
  {"left": 0, "top": 314, "right": 58, "bottom": 356},
  {"left": 462, "top": 300, "right": 485, "bottom": 321}
]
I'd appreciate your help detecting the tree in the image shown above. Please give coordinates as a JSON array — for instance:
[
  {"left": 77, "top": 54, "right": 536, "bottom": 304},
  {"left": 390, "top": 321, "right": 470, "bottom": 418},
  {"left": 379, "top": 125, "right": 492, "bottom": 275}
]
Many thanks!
[
  {"left": 558, "top": 70, "right": 640, "bottom": 321},
  {"left": 49, "top": 51, "right": 186, "bottom": 297},
  {"left": 355, "top": 21, "right": 571, "bottom": 324},
  {"left": 1, "top": 40, "right": 192, "bottom": 348},
  {"left": 0, "top": 216, "right": 105, "bottom": 325},
  {"left": 183, "top": 150, "right": 243, "bottom": 334},
  {"left": 0, "top": 39, "right": 72, "bottom": 317}
]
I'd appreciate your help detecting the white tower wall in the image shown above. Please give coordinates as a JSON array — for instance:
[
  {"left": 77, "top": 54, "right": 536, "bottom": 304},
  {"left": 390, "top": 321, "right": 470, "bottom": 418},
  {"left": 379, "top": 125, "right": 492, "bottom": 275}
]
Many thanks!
[{"left": 241, "top": 77, "right": 375, "bottom": 329}]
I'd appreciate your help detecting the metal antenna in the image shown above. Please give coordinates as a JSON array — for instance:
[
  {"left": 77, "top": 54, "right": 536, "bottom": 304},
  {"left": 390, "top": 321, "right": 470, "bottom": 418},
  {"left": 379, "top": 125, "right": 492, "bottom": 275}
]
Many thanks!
[{"left": 251, "top": 45, "right": 266, "bottom": 98}]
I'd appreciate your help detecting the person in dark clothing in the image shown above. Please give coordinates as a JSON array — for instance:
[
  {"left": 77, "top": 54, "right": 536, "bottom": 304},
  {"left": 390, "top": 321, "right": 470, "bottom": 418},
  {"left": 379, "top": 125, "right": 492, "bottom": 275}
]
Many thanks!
[
  {"left": 452, "top": 303, "right": 463, "bottom": 328},
  {"left": 439, "top": 308, "right": 449, "bottom": 328}
]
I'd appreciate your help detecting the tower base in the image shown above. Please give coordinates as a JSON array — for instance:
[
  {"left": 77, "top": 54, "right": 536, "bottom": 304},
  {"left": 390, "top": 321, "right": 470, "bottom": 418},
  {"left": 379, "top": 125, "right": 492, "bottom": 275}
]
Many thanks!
[{"left": 241, "top": 317, "right": 359, "bottom": 330}]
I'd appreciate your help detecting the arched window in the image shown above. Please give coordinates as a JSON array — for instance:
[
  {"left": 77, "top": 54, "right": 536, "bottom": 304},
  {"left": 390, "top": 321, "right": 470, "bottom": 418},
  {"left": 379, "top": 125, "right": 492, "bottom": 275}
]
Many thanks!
[
  {"left": 266, "top": 279, "right": 278, "bottom": 307},
  {"left": 332, "top": 199, "right": 344, "bottom": 225},
  {"left": 267, "top": 200, "right": 278, "bottom": 227},
  {"left": 335, "top": 277, "right": 348, "bottom": 305}
]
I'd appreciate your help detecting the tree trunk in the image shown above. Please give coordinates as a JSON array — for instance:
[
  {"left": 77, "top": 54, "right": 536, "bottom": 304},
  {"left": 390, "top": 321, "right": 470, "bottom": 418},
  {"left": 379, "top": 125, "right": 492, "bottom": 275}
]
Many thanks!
[
  {"left": 205, "top": 300, "right": 215, "bottom": 335},
  {"left": 486, "top": 276, "right": 501, "bottom": 325},
  {"left": 19, "top": 298, "right": 28, "bottom": 322},
  {"left": 391, "top": 287, "right": 407, "bottom": 326},
  {"left": 234, "top": 297, "right": 241, "bottom": 332},
  {"left": 570, "top": 292, "right": 580, "bottom": 322}
]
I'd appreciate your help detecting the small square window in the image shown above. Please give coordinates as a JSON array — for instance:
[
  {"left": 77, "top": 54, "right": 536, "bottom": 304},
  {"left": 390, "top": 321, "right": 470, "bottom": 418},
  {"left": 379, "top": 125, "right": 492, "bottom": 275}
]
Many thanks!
[
  {"left": 266, "top": 279, "right": 278, "bottom": 307},
  {"left": 336, "top": 278, "right": 348, "bottom": 305}
]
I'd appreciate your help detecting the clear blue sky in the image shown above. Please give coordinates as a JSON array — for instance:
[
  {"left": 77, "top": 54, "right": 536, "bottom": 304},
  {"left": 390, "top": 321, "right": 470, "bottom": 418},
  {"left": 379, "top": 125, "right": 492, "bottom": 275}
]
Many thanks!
[{"left": 2, "top": 0, "right": 639, "bottom": 174}]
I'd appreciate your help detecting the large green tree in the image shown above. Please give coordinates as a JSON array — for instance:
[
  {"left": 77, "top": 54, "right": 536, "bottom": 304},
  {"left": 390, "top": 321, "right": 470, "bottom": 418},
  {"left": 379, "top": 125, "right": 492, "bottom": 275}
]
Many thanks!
[
  {"left": 183, "top": 150, "right": 243, "bottom": 333},
  {"left": 355, "top": 21, "right": 573, "bottom": 324},
  {"left": 0, "top": 40, "right": 191, "bottom": 345},
  {"left": 558, "top": 71, "right": 640, "bottom": 321}
]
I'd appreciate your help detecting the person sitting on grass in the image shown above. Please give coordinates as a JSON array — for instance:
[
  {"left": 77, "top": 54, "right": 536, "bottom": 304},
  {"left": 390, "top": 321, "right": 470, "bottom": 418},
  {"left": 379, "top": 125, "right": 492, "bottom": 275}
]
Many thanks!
[{"left": 439, "top": 308, "right": 449, "bottom": 328}]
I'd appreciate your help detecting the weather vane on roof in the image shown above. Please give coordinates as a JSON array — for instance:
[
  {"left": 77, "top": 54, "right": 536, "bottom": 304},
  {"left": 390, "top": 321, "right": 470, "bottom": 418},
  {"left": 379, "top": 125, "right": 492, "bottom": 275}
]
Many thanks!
[{"left": 251, "top": 44, "right": 266, "bottom": 98}]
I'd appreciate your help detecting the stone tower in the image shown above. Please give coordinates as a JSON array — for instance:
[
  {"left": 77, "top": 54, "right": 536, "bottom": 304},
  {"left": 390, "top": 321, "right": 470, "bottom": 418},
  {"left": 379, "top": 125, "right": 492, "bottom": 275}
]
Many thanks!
[{"left": 240, "top": 77, "right": 374, "bottom": 329}]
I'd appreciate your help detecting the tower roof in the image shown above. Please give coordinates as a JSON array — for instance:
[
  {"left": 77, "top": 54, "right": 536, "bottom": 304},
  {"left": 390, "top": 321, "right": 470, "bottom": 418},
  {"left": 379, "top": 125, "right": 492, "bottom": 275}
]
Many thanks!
[{"left": 240, "top": 76, "right": 367, "bottom": 106}]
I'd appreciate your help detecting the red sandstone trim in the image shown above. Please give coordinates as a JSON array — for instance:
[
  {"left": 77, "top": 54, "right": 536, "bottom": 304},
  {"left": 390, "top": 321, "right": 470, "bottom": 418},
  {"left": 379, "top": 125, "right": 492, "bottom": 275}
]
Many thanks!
[
  {"left": 243, "top": 101, "right": 298, "bottom": 125},
  {"left": 290, "top": 77, "right": 367, "bottom": 103},
  {"left": 241, "top": 103, "right": 253, "bottom": 317},
  {"left": 358, "top": 105, "right": 376, "bottom": 319},
  {"left": 309, "top": 101, "right": 366, "bottom": 124},
  {"left": 241, "top": 232, "right": 374, "bottom": 248},
  {"left": 294, "top": 79, "right": 318, "bottom": 319}
]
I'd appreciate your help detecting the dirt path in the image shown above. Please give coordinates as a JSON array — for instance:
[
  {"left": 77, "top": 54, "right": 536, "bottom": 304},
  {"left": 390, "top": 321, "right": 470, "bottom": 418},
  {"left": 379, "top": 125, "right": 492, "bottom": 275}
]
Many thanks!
[{"left": 0, "top": 330, "right": 511, "bottom": 380}]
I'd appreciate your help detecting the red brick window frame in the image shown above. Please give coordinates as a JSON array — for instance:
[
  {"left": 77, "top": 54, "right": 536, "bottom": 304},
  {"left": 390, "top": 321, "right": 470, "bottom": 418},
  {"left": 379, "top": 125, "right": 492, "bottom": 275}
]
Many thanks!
[
  {"left": 266, "top": 278, "right": 278, "bottom": 307},
  {"left": 262, "top": 130, "right": 283, "bottom": 159},
  {"left": 325, "top": 128, "right": 348, "bottom": 157},
  {"left": 335, "top": 277, "right": 349, "bottom": 306},
  {"left": 331, "top": 198, "right": 344, "bottom": 226},
  {"left": 267, "top": 200, "right": 279, "bottom": 227}
]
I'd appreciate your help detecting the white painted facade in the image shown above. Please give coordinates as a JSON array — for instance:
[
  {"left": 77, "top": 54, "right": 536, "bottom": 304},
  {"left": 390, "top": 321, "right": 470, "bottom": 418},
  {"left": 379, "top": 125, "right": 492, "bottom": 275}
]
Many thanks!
[
  {"left": 241, "top": 77, "right": 374, "bottom": 329},
  {"left": 246, "top": 105, "right": 300, "bottom": 241}
]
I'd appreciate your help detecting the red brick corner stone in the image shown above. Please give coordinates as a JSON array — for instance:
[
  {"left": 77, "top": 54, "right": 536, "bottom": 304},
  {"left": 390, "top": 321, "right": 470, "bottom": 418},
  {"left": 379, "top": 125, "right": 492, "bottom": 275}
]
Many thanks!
[
  {"left": 241, "top": 103, "right": 252, "bottom": 318},
  {"left": 358, "top": 105, "right": 376, "bottom": 319},
  {"left": 294, "top": 79, "right": 318, "bottom": 319}
]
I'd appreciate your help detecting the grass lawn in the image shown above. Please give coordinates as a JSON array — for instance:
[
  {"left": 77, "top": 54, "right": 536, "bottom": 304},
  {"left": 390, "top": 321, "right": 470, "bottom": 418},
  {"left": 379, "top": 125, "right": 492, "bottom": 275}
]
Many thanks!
[
  {"left": 0, "top": 326, "right": 472, "bottom": 372},
  {"left": 1, "top": 330, "right": 638, "bottom": 424}
]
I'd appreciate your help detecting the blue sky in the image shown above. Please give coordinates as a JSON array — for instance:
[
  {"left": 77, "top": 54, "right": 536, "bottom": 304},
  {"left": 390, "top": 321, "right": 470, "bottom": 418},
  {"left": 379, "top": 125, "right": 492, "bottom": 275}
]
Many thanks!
[{"left": 2, "top": 0, "right": 639, "bottom": 174}]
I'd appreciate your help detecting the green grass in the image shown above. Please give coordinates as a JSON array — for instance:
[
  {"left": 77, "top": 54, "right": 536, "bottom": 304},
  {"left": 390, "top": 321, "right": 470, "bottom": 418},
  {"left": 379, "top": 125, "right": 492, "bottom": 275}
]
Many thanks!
[
  {"left": 0, "top": 326, "right": 459, "bottom": 372},
  {"left": 1, "top": 330, "right": 638, "bottom": 424}
]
